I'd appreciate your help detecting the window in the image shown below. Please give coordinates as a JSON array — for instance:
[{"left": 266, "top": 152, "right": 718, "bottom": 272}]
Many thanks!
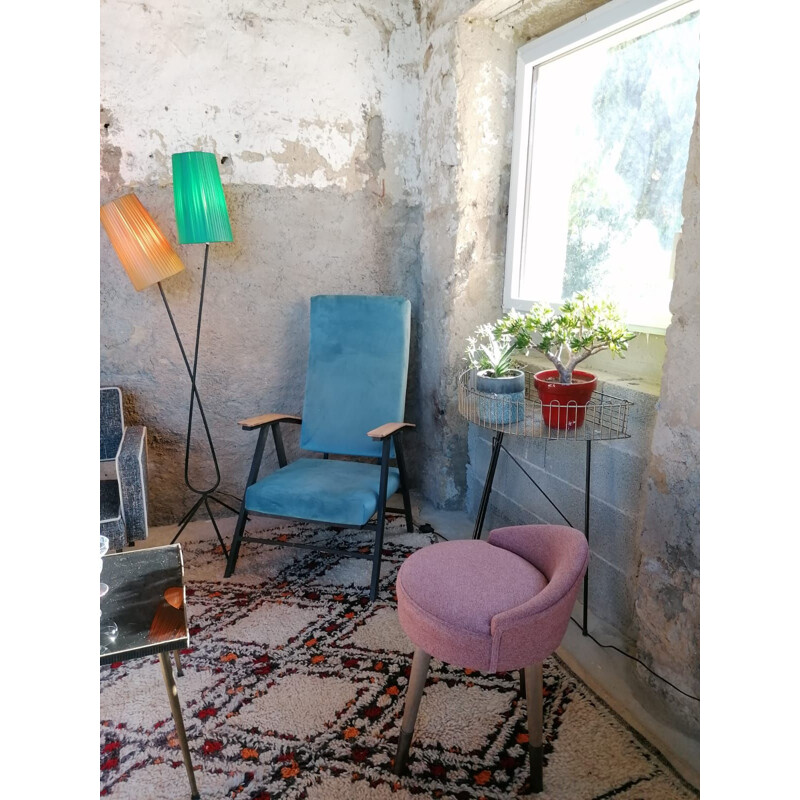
[{"left": 504, "top": 0, "right": 700, "bottom": 333}]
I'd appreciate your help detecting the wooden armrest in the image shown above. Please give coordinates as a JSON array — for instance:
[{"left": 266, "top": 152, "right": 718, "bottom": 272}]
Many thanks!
[
  {"left": 239, "top": 413, "right": 302, "bottom": 431},
  {"left": 367, "top": 422, "right": 416, "bottom": 441}
]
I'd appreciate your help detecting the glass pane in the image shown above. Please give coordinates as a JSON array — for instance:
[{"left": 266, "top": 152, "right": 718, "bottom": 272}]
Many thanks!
[{"left": 520, "top": 6, "right": 699, "bottom": 329}]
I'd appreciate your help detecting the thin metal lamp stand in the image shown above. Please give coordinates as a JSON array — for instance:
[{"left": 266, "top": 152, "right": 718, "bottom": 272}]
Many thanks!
[
  {"left": 100, "top": 188, "right": 237, "bottom": 558},
  {"left": 158, "top": 243, "right": 239, "bottom": 557}
]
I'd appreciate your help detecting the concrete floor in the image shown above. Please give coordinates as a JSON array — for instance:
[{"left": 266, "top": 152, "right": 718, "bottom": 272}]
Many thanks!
[{"left": 142, "top": 494, "right": 699, "bottom": 790}]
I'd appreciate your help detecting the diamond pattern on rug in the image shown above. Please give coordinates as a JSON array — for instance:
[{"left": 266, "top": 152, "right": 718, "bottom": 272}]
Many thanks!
[
  {"left": 543, "top": 689, "right": 658, "bottom": 795},
  {"left": 99, "top": 658, "right": 221, "bottom": 730},
  {"left": 414, "top": 680, "right": 513, "bottom": 752},
  {"left": 304, "top": 774, "right": 418, "bottom": 800},
  {"left": 228, "top": 673, "right": 362, "bottom": 740},
  {"left": 345, "top": 605, "right": 413, "bottom": 653},
  {"left": 223, "top": 602, "right": 322, "bottom": 648},
  {"left": 309, "top": 557, "right": 375, "bottom": 588},
  {"left": 100, "top": 517, "right": 698, "bottom": 799}
]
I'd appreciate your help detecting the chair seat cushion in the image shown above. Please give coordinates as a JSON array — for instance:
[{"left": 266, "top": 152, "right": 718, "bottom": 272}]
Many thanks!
[
  {"left": 396, "top": 540, "right": 548, "bottom": 672},
  {"left": 245, "top": 458, "right": 400, "bottom": 527}
]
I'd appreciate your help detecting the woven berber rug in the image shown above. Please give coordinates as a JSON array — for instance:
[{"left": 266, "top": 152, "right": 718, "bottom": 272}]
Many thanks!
[{"left": 100, "top": 518, "right": 697, "bottom": 799}]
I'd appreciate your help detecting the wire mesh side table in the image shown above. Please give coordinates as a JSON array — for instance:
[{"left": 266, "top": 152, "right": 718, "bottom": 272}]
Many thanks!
[{"left": 458, "top": 368, "right": 634, "bottom": 635}]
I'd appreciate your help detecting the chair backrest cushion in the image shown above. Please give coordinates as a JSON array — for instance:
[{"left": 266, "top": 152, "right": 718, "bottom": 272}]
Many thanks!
[
  {"left": 301, "top": 295, "right": 411, "bottom": 458},
  {"left": 100, "top": 387, "right": 125, "bottom": 461}
]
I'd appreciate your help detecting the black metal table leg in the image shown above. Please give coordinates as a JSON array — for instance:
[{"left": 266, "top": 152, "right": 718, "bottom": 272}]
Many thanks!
[
  {"left": 472, "top": 430, "right": 593, "bottom": 635},
  {"left": 583, "top": 440, "right": 592, "bottom": 636},
  {"left": 473, "top": 432, "right": 504, "bottom": 540}
]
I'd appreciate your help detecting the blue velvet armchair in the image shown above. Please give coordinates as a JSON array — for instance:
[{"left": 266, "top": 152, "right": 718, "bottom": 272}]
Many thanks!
[
  {"left": 101, "top": 387, "right": 149, "bottom": 551},
  {"left": 224, "top": 295, "right": 415, "bottom": 602}
]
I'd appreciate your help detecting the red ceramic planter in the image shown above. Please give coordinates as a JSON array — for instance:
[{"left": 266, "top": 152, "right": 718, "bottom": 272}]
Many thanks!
[{"left": 533, "top": 369, "right": 598, "bottom": 430}]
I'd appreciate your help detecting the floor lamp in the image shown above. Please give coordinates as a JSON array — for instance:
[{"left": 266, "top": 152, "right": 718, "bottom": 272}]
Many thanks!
[{"left": 101, "top": 186, "right": 237, "bottom": 557}]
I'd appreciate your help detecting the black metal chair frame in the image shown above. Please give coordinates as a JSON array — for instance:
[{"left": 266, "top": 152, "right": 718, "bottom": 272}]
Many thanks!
[{"left": 224, "top": 416, "right": 414, "bottom": 602}]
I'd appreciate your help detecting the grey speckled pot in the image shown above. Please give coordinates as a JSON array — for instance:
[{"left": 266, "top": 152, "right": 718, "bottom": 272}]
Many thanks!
[{"left": 476, "top": 369, "right": 525, "bottom": 424}]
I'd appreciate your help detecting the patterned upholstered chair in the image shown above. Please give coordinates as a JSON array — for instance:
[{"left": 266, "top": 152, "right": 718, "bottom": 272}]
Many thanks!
[
  {"left": 225, "top": 295, "right": 415, "bottom": 602},
  {"left": 100, "top": 387, "right": 149, "bottom": 551},
  {"left": 392, "top": 524, "right": 589, "bottom": 793}
]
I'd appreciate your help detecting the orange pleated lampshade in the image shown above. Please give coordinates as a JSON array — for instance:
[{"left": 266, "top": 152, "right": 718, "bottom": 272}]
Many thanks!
[{"left": 100, "top": 194, "right": 185, "bottom": 291}]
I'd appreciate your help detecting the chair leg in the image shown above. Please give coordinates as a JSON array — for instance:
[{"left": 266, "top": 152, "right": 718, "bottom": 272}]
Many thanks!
[
  {"left": 393, "top": 433, "right": 414, "bottom": 533},
  {"left": 369, "top": 516, "right": 386, "bottom": 602},
  {"left": 225, "top": 426, "right": 269, "bottom": 578},
  {"left": 524, "top": 662, "right": 544, "bottom": 793},
  {"left": 173, "top": 649, "right": 183, "bottom": 677},
  {"left": 224, "top": 500, "right": 249, "bottom": 578},
  {"left": 369, "top": 438, "right": 391, "bottom": 602},
  {"left": 519, "top": 667, "right": 526, "bottom": 699},
  {"left": 393, "top": 648, "right": 431, "bottom": 776}
]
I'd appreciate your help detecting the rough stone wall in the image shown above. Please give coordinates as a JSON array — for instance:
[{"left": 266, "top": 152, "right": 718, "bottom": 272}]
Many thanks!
[
  {"left": 415, "top": 0, "right": 607, "bottom": 508},
  {"left": 416, "top": 1, "right": 513, "bottom": 508},
  {"left": 633, "top": 91, "right": 700, "bottom": 734},
  {"left": 100, "top": 0, "right": 424, "bottom": 524},
  {"left": 101, "top": 1, "right": 421, "bottom": 198},
  {"left": 415, "top": 4, "right": 467, "bottom": 507}
]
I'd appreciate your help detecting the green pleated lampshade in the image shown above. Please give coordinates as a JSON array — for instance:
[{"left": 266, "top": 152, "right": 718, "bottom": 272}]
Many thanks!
[{"left": 172, "top": 151, "right": 233, "bottom": 244}]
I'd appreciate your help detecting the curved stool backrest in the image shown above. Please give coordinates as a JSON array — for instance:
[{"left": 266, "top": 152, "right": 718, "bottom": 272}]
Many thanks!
[{"left": 488, "top": 525, "right": 589, "bottom": 667}]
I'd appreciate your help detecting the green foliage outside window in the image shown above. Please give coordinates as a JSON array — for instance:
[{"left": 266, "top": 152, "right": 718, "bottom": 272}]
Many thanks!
[{"left": 562, "top": 11, "right": 699, "bottom": 300}]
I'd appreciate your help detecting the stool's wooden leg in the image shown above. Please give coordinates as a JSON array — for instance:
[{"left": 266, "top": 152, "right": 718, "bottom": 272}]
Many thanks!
[
  {"left": 519, "top": 668, "right": 526, "bottom": 698},
  {"left": 525, "top": 662, "right": 544, "bottom": 793},
  {"left": 393, "top": 648, "right": 431, "bottom": 775},
  {"left": 174, "top": 649, "right": 183, "bottom": 677}
]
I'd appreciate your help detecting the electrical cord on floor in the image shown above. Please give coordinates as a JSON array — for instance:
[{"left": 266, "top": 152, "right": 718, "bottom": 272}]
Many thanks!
[
  {"left": 569, "top": 616, "right": 699, "bottom": 702},
  {"left": 416, "top": 522, "right": 449, "bottom": 542}
]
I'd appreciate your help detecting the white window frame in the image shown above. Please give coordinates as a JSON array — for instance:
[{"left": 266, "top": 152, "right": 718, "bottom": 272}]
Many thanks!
[{"left": 503, "top": 0, "right": 698, "bottom": 335}]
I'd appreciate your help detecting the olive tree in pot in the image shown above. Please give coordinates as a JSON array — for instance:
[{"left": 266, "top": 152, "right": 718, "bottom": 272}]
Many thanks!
[
  {"left": 465, "top": 319, "right": 531, "bottom": 424},
  {"left": 497, "top": 293, "right": 636, "bottom": 429}
]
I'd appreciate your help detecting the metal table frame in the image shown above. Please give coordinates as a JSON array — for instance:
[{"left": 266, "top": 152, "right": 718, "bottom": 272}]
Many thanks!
[{"left": 459, "top": 368, "right": 633, "bottom": 637}]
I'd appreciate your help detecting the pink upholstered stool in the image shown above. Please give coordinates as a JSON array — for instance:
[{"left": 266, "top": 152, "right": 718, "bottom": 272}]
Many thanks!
[{"left": 392, "top": 524, "right": 589, "bottom": 793}]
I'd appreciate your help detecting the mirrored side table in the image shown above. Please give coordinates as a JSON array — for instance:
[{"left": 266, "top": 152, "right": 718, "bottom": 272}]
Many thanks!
[{"left": 100, "top": 544, "right": 199, "bottom": 799}]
